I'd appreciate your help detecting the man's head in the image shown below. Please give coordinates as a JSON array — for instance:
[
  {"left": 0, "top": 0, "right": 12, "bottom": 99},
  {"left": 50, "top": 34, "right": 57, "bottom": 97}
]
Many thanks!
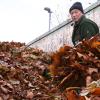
[{"left": 69, "top": 2, "right": 84, "bottom": 22}]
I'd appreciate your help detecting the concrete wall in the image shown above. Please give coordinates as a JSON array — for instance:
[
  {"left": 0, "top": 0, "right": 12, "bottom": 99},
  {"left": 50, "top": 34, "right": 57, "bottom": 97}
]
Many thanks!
[{"left": 30, "top": 1, "right": 100, "bottom": 52}]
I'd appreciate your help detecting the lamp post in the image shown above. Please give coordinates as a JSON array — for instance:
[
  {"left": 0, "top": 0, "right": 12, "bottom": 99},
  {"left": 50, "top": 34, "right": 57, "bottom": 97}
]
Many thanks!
[{"left": 44, "top": 7, "right": 52, "bottom": 31}]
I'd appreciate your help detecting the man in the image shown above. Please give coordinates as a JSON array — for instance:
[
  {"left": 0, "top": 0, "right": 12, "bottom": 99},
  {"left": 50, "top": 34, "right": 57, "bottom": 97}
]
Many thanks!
[{"left": 69, "top": 2, "right": 99, "bottom": 46}]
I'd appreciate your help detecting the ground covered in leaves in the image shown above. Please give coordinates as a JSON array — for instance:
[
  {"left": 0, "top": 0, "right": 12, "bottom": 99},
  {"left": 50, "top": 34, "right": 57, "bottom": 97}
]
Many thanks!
[
  {"left": 0, "top": 34, "right": 99, "bottom": 100},
  {"left": 0, "top": 42, "right": 61, "bottom": 100}
]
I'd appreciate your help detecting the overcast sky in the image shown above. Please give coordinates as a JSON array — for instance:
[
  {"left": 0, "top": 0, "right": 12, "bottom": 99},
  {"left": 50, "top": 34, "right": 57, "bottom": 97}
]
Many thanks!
[{"left": 0, "top": 0, "right": 97, "bottom": 43}]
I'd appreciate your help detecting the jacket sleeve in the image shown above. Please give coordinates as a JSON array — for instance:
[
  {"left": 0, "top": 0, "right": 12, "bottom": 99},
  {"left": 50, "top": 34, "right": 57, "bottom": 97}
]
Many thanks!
[{"left": 80, "top": 22, "right": 99, "bottom": 39}]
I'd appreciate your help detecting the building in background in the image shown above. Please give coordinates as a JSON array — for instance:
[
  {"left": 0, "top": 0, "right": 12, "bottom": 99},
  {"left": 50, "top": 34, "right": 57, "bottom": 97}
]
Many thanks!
[{"left": 29, "top": 1, "right": 100, "bottom": 52}]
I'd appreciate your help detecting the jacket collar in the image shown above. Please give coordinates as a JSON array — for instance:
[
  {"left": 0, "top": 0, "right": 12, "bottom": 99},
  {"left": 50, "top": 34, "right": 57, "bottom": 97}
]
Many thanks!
[{"left": 75, "top": 15, "right": 85, "bottom": 26}]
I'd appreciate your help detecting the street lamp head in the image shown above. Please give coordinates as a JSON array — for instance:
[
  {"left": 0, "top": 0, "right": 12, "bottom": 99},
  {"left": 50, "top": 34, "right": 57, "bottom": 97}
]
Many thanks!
[
  {"left": 44, "top": 7, "right": 52, "bottom": 13},
  {"left": 44, "top": 7, "right": 53, "bottom": 31}
]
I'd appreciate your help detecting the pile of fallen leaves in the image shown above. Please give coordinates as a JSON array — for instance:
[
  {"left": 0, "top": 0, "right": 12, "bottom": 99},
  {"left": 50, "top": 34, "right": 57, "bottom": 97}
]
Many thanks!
[
  {"left": 0, "top": 41, "right": 61, "bottom": 100},
  {"left": 0, "top": 34, "right": 99, "bottom": 100},
  {"left": 49, "top": 34, "right": 100, "bottom": 93}
]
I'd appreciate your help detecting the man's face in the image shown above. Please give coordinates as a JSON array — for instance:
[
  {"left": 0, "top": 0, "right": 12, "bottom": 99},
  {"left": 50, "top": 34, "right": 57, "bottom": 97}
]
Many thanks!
[{"left": 70, "top": 9, "right": 83, "bottom": 22}]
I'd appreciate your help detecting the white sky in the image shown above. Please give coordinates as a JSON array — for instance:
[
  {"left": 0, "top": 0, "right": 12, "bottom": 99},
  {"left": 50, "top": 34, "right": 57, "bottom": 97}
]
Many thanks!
[{"left": 0, "top": 0, "right": 97, "bottom": 43}]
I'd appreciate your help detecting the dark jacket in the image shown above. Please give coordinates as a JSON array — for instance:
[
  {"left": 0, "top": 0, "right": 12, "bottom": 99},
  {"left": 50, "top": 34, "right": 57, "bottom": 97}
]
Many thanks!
[{"left": 72, "top": 16, "right": 99, "bottom": 45}]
